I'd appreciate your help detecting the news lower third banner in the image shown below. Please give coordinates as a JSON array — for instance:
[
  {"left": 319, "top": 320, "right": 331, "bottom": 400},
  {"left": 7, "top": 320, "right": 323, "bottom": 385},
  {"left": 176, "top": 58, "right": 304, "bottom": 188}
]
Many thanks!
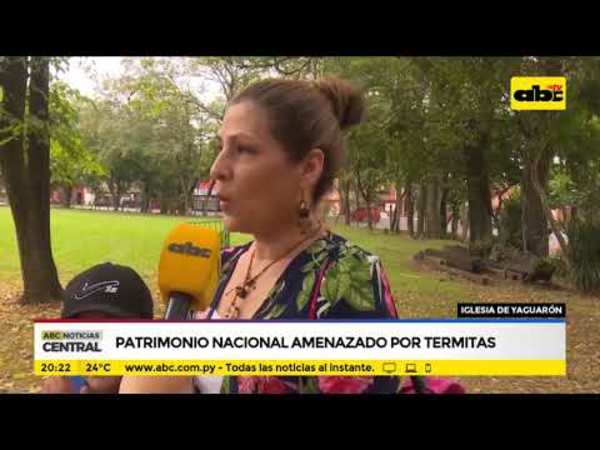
[{"left": 33, "top": 320, "right": 566, "bottom": 377}]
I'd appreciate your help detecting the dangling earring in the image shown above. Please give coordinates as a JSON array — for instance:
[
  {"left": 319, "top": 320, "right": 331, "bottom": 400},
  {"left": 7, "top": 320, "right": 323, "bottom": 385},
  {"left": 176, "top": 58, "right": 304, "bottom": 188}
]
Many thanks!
[{"left": 297, "top": 197, "right": 312, "bottom": 235}]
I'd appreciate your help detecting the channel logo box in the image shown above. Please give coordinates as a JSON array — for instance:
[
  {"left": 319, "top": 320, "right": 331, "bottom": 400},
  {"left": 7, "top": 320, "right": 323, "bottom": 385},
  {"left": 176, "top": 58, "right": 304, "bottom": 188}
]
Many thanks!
[{"left": 511, "top": 77, "right": 566, "bottom": 110}]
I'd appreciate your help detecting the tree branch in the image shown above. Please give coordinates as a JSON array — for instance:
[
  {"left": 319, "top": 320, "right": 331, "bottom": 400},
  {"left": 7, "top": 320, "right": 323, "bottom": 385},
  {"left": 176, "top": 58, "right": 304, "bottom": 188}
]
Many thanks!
[{"left": 531, "top": 150, "right": 569, "bottom": 262}]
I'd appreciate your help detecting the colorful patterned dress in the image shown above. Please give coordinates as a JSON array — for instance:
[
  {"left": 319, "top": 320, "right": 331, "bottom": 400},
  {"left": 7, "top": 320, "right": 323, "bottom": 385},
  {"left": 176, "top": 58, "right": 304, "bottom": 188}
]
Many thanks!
[{"left": 198, "top": 231, "right": 402, "bottom": 394}]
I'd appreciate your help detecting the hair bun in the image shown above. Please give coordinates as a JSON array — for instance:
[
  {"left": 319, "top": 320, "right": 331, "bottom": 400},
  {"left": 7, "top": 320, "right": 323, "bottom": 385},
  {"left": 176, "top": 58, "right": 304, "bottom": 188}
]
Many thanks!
[{"left": 314, "top": 76, "right": 366, "bottom": 130}]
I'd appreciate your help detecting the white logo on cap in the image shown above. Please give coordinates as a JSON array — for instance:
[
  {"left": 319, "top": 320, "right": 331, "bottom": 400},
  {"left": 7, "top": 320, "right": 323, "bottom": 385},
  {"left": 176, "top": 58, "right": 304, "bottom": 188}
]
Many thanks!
[{"left": 74, "top": 280, "right": 120, "bottom": 300}]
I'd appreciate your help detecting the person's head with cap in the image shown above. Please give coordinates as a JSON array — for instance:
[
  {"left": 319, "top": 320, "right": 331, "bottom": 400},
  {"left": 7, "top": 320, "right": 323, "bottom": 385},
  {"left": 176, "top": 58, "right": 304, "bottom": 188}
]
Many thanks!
[
  {"left": 43, "top": 263, "right": 154, "bottom": 394},
  {"left": 62, "top": 262, "right": 154, "bottom": 320}
]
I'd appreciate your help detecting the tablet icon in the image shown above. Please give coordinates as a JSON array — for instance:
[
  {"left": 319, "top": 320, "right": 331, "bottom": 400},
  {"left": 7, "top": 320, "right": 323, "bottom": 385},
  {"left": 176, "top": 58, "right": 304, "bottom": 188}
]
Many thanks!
[{"left": 425, "top": 363, "right": 432, "bottom": 373}]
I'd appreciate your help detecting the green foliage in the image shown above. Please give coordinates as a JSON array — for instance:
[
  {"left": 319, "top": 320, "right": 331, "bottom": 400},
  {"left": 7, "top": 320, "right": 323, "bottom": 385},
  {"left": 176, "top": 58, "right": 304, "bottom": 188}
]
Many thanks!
[
  {"left": 49, "top": 82, "right": 106, "bottom": 191},
  {"left": 345, "top": 95, "right": 393, "bottom": 205},
  {"left": 38, "top": 56, "right": 600, "bottom": 243},
  {"left": 498, "top": 192, "right": 523, "bottom": 250},
  {"left": 566, "top": 219, "right": 600, "bottom": 293},
  {"left": 76, "top": 58, "right": 219, "bottom": 212},
  {"left": 534, "top": 257, "right": 557, "bottom": 277},
  {"left": 468, "top": 236, "right": 497, "bottom": 259},
  {"left": 549, "top": 255, "right": 569, "bottom": 278}
]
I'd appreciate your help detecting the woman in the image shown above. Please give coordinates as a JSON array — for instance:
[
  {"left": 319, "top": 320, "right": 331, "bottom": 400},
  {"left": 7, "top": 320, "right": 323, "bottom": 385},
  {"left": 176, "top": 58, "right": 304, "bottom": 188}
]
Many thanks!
[{"left": 120, "top": 76, "right": 401, "bottom": 394}]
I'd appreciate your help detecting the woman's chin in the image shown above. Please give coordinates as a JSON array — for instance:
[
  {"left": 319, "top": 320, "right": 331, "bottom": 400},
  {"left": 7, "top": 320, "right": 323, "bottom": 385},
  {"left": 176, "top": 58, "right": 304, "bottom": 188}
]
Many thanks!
[
  {"left": 222, "top": 214, "right": 255, "bottom": 235},
  {"left": 222, "top": 215, "right": 240, "bottom": 232}
]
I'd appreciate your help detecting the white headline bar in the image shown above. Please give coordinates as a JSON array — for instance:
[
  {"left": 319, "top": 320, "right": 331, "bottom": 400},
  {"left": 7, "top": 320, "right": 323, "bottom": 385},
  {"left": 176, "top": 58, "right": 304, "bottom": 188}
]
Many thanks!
[{"left": 34, "top": 320, "right": 566, "bottom": 361}]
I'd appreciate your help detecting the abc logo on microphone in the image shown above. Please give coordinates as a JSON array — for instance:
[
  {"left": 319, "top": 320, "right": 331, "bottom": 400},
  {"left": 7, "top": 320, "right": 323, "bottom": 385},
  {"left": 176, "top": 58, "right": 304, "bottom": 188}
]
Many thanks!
[{"left": 168, "top": 241, "right": 212, "bottom": 258}]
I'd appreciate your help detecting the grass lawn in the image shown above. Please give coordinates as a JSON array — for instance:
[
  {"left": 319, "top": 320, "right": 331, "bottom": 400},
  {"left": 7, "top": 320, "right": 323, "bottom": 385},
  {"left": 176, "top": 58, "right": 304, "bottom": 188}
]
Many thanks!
[
  {"left": 1, "top": 206, "right": 599, "bottom": 393},
  {"left": 0, "top": 206, "right": 249, "bottom": 284},
  {"left": 0, "top": 207, "right": 468, "bottom": 310}
]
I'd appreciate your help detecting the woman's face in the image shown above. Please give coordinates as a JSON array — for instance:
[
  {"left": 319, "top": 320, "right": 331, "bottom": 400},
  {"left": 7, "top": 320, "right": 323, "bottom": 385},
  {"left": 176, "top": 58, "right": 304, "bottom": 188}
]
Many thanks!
[{"left": 210, "top": 101, "right": 304, "bottom": 235}]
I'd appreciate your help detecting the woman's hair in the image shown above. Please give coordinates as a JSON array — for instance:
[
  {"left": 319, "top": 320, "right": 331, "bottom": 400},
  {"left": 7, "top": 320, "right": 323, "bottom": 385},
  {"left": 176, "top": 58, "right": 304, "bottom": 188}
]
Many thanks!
[{"left": 229, "top": 76, "right": 366, "bottom": 204}]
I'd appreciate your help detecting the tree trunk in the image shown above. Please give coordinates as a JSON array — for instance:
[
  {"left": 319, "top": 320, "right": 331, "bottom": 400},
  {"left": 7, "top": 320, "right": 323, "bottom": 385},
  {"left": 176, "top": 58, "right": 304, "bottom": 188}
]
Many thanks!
[
  {"left": 118, "top": 183, "right": 126, "bottom": 212},
  {"left": 62, "top": 185, "right": 73, "bottom": 208},
  {"left": 366, "top": 194, "right": 373, "bottom": 231},
  {"left": 440, "top": 187, "right": 449, "bottom": 239},
  {"left": 181, "top": 177, "right": 196, "bottom": 216},
  {"left": 391, "top": 180, "right": 405, "bottom": 233},
  {"left": 460, "top": 203, "right": 470, "bottom": 241},
  {"left": 405, "top": 183, "right": 414, "bottom": 237},
  {"left": 389, "top": 194, "right": 397, "bottom": 233},
  {"left": 521, "top": 154, "right": 551, "bottom": 257},
  {"left": 0, "top": 57, "right": 62, "bottom": 304},
  {"left": 530, "top": 152, "right": 567, "bottom": 259},
  {"left": 424, "top": 179, "right": 442, "bottom": 239},
  {"left": 160, "top": 196, "right": 169, "bottom": 215},
  {"left": 108, "top": 178, "right": 120, "bottom": 211},
  {"left": 140, "top": 185, "right": 150, "bottom": 213},
  {"left": 518, "top": 59, "right": 564, "bottom": 256},
  {"left": 390, "top": 202, "right": 398, "bottom": 233},
  {"left": 451, "top": 202, "right": 460, "bottom": 240},
  {"left": 342, "top": 179, "right": 351, "bottom": 226},
  {"left": 416, "top": 184, "right": 426, "bottom": 238},
  {"left": 390, "top": 188, "right": 399, "bottom": 233},
  {"left": 465, "top": 141, "right": 493, "bottom": 243},
  {"left": 355, "top": 170, "right": 372, "bottom": 231}
]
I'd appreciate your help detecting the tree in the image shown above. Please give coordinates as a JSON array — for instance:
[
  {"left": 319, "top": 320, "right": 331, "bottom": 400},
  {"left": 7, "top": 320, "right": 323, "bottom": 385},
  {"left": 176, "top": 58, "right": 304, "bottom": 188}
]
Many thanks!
[
  {"left": 49, "top": 83, "right": 105, "bottom": 207},
  {"left": 346, "top": 99, "right": 391, "bottom": 231},
  {"left": 509, "top": 57, "right": 600, "bottom": 258},
  {"left": 414, "top": 58, "right": 522, "bottom": 243},
  {"left": 0, "top": 57, "right": 62, "bottom": 304},
  {"left": 83, "top": 58, "right": 220, "bottom": 216},
  {"left": 184, "top": 57, "right": 267, "bottom": 123}
]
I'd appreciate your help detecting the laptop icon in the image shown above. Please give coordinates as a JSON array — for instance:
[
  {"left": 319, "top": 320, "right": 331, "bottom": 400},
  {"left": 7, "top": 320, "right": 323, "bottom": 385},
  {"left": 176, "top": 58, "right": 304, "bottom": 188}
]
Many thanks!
[
  {"left": 406, "top": 363, "right": 417, "bottom": 373},
  {"left": 383, "top": 362, "right": 397, "bottom": 374}
]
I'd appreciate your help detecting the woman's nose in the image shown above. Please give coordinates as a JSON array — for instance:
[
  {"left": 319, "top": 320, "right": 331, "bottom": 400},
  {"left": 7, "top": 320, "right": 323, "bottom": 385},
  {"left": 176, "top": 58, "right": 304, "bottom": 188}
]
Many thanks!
[{"left": 209, "top": 151, "right": 230, "bottom": 182}]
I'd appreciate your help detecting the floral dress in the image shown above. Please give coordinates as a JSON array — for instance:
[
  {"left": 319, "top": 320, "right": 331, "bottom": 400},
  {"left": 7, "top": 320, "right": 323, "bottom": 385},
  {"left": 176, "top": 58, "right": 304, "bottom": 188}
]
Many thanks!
[{"left": 201, "top": 231, "right": 402, "bottom": 394}]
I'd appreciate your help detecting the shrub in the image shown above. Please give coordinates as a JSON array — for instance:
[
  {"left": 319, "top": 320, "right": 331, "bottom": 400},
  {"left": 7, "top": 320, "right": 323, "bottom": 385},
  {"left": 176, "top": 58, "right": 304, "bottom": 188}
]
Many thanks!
[
  {"left": 498, "top": 193, "right": 523, "bottom": 250},
  {"left": 566, "top": 219, "right": 600, "bottom": 293}
]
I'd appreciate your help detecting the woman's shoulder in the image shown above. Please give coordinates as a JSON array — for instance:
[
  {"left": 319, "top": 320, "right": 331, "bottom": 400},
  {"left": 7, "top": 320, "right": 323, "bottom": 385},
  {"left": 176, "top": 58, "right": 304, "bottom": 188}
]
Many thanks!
[
  {"left": 321, "top": 232, "right": 381, "bottom": 266},
  {"left": 320, "top": 233, "right": 382, "bottom": 286},
  {"left": 310, "top": 231, "right": 396, "bottom": 319}
]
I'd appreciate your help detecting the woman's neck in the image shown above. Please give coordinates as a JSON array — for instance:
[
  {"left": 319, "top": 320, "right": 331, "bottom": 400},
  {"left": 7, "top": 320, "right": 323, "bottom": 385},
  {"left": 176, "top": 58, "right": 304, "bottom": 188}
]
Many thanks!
[{"left": 252, "top": 221, "right": 326, "bottom": 263}]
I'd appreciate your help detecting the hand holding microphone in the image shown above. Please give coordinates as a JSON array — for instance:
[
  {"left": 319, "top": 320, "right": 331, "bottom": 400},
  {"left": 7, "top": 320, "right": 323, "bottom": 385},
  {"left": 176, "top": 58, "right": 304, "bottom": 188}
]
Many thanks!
[
  {"left": 121, "top": 223, "right": 222, "bottom": 393},
  {"left": 158, "top": 223, "right": 221, "bottom": 320}
]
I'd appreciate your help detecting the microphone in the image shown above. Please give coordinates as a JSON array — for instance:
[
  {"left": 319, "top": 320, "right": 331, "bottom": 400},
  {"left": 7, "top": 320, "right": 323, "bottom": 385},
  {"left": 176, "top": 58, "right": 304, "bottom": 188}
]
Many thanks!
[{"left": 158, "top": 223, "right": 221, "bottom": 320}]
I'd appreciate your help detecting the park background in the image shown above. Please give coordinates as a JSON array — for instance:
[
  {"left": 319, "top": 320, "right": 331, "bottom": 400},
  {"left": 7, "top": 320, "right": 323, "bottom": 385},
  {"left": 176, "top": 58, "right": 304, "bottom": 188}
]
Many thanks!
[{"left": 1, "top": 57, "right": 599, "bottom": 393}]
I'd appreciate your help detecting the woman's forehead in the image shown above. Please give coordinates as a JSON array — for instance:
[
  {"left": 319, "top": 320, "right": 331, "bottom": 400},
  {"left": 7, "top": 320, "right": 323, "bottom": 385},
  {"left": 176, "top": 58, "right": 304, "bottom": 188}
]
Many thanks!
[{"left": 219, "top": 102, "right": 270, "bottom": 142}]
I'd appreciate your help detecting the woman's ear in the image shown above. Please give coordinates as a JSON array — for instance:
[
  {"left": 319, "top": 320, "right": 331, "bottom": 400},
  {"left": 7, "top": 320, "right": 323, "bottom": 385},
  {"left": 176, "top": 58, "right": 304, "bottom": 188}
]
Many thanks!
[{"left": 299, "top": 148, "right": 325, "bottom": 190}]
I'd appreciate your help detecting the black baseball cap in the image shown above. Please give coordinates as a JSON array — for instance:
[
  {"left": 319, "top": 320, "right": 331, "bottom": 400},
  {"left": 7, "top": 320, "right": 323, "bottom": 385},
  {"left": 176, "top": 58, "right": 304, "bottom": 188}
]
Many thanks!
[{"left": 62, "top": 263, "right": 154, "bottom": 319}]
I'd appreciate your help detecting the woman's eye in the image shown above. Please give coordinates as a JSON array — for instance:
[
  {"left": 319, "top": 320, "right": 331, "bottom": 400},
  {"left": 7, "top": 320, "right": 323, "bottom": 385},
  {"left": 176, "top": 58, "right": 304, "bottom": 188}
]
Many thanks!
[{"left": 238, "top": 146, "right": 255, "bottom": 154}]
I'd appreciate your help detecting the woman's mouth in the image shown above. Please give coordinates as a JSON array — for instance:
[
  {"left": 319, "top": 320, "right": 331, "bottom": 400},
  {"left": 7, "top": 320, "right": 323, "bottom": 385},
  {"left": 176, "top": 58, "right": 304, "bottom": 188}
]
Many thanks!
[{"left": 217, "top": 194, "right": 231, "bottom": 210}]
